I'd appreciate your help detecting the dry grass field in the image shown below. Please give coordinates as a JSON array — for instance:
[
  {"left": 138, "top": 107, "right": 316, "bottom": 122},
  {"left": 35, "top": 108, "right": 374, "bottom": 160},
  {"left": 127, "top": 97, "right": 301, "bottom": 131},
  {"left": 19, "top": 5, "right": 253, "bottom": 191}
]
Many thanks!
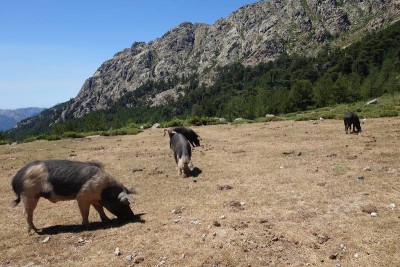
[{"left": 1, "top": 118, "right": 400, "bottom": 266}]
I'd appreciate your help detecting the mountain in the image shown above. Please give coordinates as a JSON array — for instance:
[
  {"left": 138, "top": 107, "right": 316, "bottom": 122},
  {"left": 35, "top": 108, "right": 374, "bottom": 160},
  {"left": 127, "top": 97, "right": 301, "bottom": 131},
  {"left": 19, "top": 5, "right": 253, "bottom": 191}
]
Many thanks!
[
  {"left": 57, "top": 0, "right": 400, "bottom": 120},
  {"left": 0, "top": 108, "right": 45, "bottom": 131},
  {"left": 11, "top": 0, "right": 400, "bottom": 137}
]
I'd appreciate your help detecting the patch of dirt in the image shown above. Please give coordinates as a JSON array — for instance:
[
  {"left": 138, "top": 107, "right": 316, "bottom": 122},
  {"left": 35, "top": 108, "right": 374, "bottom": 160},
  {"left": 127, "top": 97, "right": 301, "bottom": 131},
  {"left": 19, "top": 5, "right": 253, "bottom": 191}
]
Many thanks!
[{"left": 1, "top": 118, "right": 400, "bottom": 266}]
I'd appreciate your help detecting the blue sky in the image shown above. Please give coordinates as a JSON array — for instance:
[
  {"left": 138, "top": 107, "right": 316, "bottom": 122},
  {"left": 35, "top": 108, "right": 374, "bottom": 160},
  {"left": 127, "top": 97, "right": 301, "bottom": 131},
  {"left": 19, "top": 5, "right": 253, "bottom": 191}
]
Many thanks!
[{"left": 0, "top": 0, "right": 257, "bottom": 110}]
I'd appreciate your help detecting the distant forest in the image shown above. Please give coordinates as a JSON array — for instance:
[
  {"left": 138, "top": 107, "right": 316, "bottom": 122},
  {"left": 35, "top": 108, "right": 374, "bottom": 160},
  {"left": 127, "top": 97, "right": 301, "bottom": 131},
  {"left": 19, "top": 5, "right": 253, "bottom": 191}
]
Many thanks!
[{"left": 6, "top": 20, "right": 400, "bottom": 140}]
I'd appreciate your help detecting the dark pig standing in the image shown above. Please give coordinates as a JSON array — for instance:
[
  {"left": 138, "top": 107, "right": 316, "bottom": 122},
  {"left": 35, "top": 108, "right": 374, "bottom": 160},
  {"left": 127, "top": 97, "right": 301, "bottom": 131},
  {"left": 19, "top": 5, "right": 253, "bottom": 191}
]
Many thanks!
[
  {"left": 11, "top": 160, "right": 135, "bottom": 233},
  {"left": 169, "top": 127, "right": 201, "bottom": 147},
  {"left": 166, "top": 131, "right": 194, "bottom": 177},
  {"left": 343, "top": 112, "right": 362, "bottom": 134}
]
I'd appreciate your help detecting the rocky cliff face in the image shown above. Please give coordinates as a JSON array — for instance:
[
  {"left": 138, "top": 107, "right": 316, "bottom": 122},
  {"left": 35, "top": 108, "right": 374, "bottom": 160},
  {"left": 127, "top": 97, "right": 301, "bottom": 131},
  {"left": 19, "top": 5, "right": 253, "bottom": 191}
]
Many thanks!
[{"left": 56, "top": 0, "right": 400, "bottom": 120}]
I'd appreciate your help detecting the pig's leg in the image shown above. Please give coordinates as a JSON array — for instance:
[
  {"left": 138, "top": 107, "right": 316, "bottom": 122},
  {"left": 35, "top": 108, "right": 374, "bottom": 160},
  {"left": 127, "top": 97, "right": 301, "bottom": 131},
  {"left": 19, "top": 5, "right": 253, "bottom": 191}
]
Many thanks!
[
  {"left": 22, "top": 195, "right": 39, "bottom": 233},
  {"left": 174, "top": 152, "right": 180, "bottom": 175},
  {"left": 77, "top": 199, "right": 91, "bottom": 226},
  {"left": 92, "top": 202, "right": 110, "bottom": 222}
]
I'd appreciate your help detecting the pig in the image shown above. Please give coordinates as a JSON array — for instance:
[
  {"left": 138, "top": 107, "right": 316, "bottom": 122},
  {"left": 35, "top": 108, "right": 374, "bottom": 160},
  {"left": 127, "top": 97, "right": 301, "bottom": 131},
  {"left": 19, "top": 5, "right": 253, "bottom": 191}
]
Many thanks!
[
  {"left": 11, "top": 160, "right": 135, "bottom": 233},
  {"left": 168, "top": 127, "right": 201, "bottom": 147},
  {"left": 344, "top": 112, "right": 362, "bottom": 134},
  {"left": 167, "top": 131, "right": 194, "bottom": 177}
]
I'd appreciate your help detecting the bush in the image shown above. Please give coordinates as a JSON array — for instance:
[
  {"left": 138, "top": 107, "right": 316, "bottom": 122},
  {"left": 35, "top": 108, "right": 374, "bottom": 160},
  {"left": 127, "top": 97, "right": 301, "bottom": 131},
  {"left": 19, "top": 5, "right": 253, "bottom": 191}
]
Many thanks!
[
  {"left": 100, "top": 127, "right": 141, "bottom": 136},
  {"left": 22, "top": 136, "right": 40, "bottom": 143},
  {"left": 161, "top": 118, "right": 186, "bottom": 128},
  {"left": 46, "top": 135, "right": 62, "bottom": 141},
  {"left": 189, "top": 117, "right": 223, "bottom": 126},
  {"left": 61, "top": 132, "right": 85, "bottom": 139},
  {"left": 231, "top": 118, "right": 254, "bottom": 124}
]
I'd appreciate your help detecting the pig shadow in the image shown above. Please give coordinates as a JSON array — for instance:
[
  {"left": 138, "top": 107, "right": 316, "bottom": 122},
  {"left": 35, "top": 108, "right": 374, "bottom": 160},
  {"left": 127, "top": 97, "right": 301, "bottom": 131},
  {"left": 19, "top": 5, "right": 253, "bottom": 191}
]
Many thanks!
[
  {"left": 39, "top": 213, "right": 146, "bottom": 235},
  {"left": 188, "top": 167, "right": 202, "bottom": 178}
]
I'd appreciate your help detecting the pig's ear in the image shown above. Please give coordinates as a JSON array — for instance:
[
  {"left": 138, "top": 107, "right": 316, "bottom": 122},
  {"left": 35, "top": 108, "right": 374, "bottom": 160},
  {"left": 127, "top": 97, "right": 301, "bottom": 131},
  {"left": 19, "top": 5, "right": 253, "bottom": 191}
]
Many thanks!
[{"left": 118, "top": 192, "right": 134, "bottom": 205}]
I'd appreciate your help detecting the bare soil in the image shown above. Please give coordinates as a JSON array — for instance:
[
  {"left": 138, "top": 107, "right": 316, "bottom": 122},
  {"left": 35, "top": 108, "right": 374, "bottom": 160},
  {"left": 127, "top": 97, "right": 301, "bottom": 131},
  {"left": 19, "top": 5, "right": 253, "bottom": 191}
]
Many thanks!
[{"left": 1, "top": 118, "right": 400, "bottom": 266}]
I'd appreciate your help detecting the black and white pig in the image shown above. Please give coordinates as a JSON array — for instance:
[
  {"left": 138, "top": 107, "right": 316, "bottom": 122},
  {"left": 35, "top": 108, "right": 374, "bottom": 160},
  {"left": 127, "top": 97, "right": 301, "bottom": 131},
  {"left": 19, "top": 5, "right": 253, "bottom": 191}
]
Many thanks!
[
  {"left": 11, "top": 160, "right": 135, "bottom": 233},
  {"left": 344, "top": 112, "right": 362, "bottom": 134},
  {"left": 167, "top": 131, "right": 194, "bottom": 177}
]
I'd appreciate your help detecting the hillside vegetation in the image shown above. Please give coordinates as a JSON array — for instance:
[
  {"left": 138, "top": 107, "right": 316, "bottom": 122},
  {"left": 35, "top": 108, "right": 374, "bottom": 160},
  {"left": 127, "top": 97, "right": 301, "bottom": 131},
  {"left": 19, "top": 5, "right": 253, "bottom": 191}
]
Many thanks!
[{"left": 5, "top": 20, "right": 400, "bottom": 142}]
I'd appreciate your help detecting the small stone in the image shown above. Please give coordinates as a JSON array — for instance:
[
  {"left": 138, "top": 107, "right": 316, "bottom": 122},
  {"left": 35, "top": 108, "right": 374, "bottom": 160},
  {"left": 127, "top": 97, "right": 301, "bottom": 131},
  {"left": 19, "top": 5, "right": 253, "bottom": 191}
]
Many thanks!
[
  {"left": 329, "top": 254, "right": 338, "bottom": 260},
  {"left": 126, "top": 255, "right": 133, "bottom": 261},
  {"left": 367, "top": 98, "right": 379, "bottom": 105},
  {"left": 317, "top": 235, "right": 330, "bottom": 244},
  {"left": 240, "top": 201, "right": 246, "bottom": 206},
  {"left": 114, "top": 247, "right": 121, "bottom": 256},
  {"left": 213, "top": 221, "right": 221, "bottom": 227},
  {"left": 77, "top": 237, "right": 91, "bottom": 245},
  {"left": 158, "top": 257, "right": 167, "bottom": 266},
  {"left": 42, "top": 237, "right": 50, "bottom": 243},
  {"left": 230, "top": 201, "right": 241, "bottom": 207},
  {"left": 354, "top": 252, "right": 360, "bottom": 258},
  {"left": 173, "top": 219, "right": 181, "bottom": 223},
  {"left": 190, "top": 220, "right": 201, "bottom": 225},
  {"left": 363, "top": 166, "right": 371, "bottom": 171},
  {"left": 134, "top": 256, "right": 145, "bottom": 264},
  {"left": 283, "top": 150, "right": 295, "bottom": 155},
  {"left": 219, "top": 215, "right": 226, "bottom": 219},
  {"left": 370, "top": 212, "right": 378, "bottom": 217},
  {"left": 171, "top": 208, "right": 182, "bottom": 214},
  {"left": 357, "top": 176, "right": 364, "bottom": 180},
  {"left": 218, "top": 184, "right": 233, "bottom": 190},
  {"left": 361, "top": 204, "right": 378, "bottom": 214},
  {"left": 388, "top": 203, "right": 396, "bottom": 210}
]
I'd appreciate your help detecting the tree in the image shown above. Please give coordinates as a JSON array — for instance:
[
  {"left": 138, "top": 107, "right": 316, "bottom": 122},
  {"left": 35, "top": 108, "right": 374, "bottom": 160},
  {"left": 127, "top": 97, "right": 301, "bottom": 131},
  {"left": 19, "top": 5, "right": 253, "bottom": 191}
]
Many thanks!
[{"left": 290, "top": 80, "right": 313, "bottom": 110}]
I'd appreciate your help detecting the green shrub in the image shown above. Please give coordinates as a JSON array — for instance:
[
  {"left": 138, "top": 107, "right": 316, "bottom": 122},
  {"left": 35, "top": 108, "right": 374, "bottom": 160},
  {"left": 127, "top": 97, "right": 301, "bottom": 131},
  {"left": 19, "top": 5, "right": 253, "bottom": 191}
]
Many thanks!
[
  {"left": 101, "top": 127, "right": 141, "bottom": 136},
  {"left": 189, "top": 117, "right": 223, "bottom": 126},
  {"left": 61, "top": 132, "right": 85, "bottom": 139},
  {"left": 46, "top": 135, "right": 62, "bottom": 141},
  {"left": 22, "top": 136, "right": 39, "bottom": 143},
  {"left": 231, "top": 118, "right": 254, "bottom": 124},
  {"left": 162, "top": 118, "right": 186, "bottom": 128}
]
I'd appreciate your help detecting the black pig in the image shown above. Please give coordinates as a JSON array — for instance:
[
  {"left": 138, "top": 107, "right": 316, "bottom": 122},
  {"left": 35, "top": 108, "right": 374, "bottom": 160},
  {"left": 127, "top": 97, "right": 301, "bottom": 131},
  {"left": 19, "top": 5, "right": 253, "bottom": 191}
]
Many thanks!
[
  {"left": 168, "top": 127, "right": 201, "bottom": 147},
  {"left": 344, "top": 112, "right": 362, "bottom": 134}
]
